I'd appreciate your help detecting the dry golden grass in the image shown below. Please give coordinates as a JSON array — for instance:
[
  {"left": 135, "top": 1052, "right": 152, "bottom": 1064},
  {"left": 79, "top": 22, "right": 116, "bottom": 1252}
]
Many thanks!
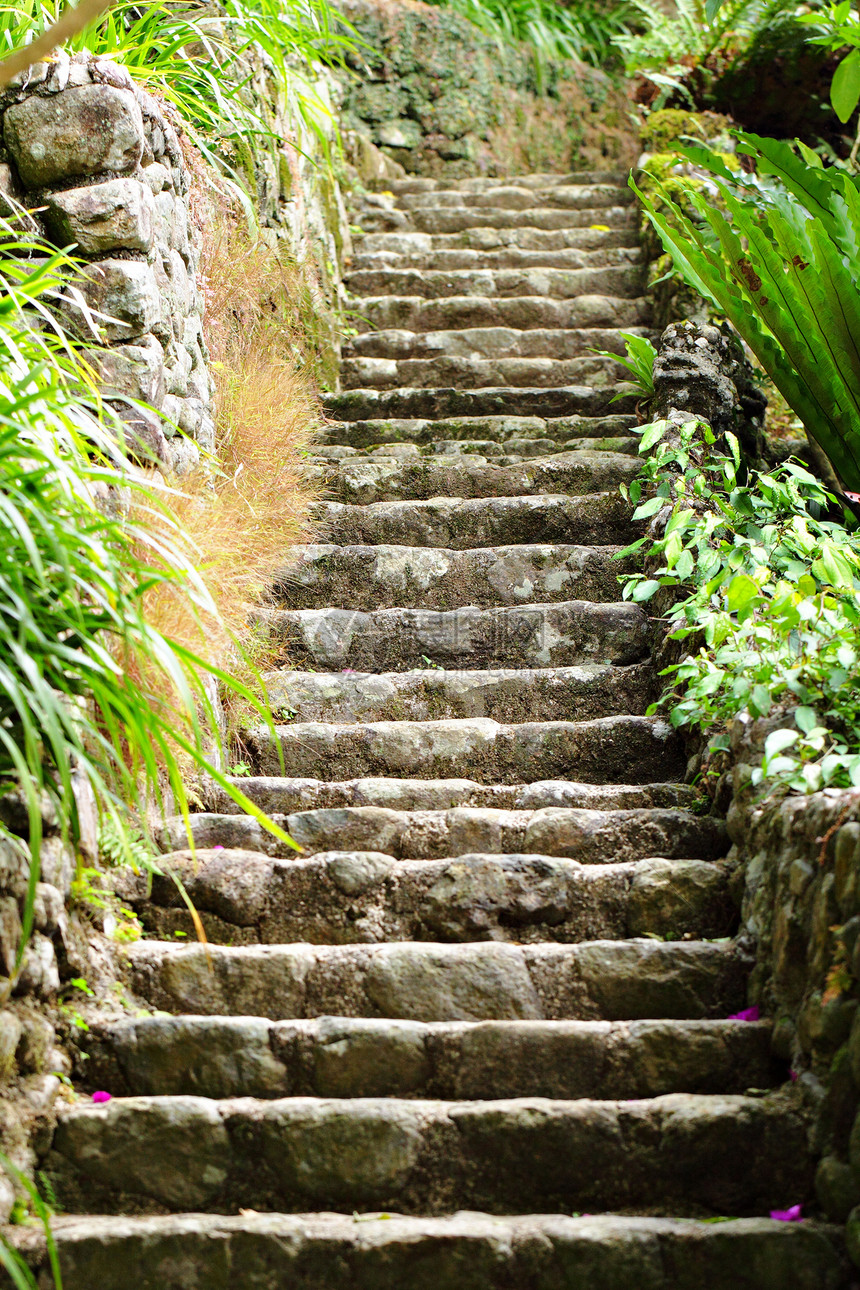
[{"left": 137, "top": 206, "right": 323, "bottom": 694}]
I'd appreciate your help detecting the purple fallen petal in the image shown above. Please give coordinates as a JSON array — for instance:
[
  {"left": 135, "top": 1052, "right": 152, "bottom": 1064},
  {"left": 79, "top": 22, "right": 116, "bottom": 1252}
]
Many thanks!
[
  {"left": 92, "top": 1091, "right": 112, "bottom": 1103},
  {"left": 212, "top": 845, "right": 224, "bottom": 852},
  {"left": 789, "top": 1069, "right": 798, "bottom": 1082},
  {"left": 769, "top": 1205, "right": 802, "bottom": 1222},
  {"left": 728, "top": 1005, "right": 760, "bottom": 1022}
]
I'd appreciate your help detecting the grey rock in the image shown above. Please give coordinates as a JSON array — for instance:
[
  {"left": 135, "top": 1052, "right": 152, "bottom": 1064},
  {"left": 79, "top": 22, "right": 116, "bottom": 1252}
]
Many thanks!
[
  {"left": 44, "top": 178, "right": 154, "bottom": 255},
  {"left": 86, "top": 333, "right": 165, "bottom": 406},
  {"left": 68, "top": 259, "right": 161, "bottom": 342},
  {"left": 53, "top": 1096, "right": 231, "bottom": 1209},
  {"left": 4, "top": 85, "right": 144, "bottom": 188}
]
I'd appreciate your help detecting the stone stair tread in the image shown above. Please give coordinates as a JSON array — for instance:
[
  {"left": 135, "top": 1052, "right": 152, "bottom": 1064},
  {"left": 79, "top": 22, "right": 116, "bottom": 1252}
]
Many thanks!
[
  {"left": 270, "top": 542, "right": 631, "bottom": 610},
  {"left": 45, "top": 1091, "right": 811, "bottom": 1218},
  {"left": 85, "top": 1014, "right": 776, "bottom": 1101},
  {"left": 349, "top": 245, "right": 643, "bottom": 271},
  {"left": 159, "top": 802, "right": 725, "bottom": 862},
  {"left": 321, "top": 412, "right": 637, "bottom": 448},
  {"left": 313, "top": 492, "right": 637, "bottom": 549},
  {"left": 310, "top": 450, "right": 638, "bottom": 503},
  {"left": 140, "top": 849, "right": 732, "bottom": 946},
  {"left": 253, "top": 599, "right": 649, "bottom": 671},
  {"left": 357, "top": 226, "right": 642, "bottom": 253},
  {"left": 344, "top": 265, "right": 644, "bottom": 300},
  {"left": 323, "top": 385, "right": 635, "bottom": 421},
  {"left": 408, "top": 206, "right": 638, "bottom": 234},
  {"left": 123, "top": 937, "right": 749, "bottom": 1022},
  {"left": 203, "top": 775, "right": 700, "bottom": 816},
  {"left": 257, "top": 661, "right": 654, "bottom": 722},
  {"left": 244, "top": 713, "right": 683, "bottom": 783},
  {"left": 12, "top": 1212, "right": 845, "bottom": 1290},
  {"left": 394, "top": 184, "right": 635, "bottom": 209},
  {"left": 387, "top": 169, "right": 631, "bottom": 190},
  {"left": 312, "top": 438, "right": 639, "bottom": 461},
  {"left": 339, "top": 355, "right": 625, "bottom": 391},
  {"left": 344, "top": 325, "right": 649, "bottom": 360},
  {"left": 350, "top": 295, "right": 650, "bottom": 333}
]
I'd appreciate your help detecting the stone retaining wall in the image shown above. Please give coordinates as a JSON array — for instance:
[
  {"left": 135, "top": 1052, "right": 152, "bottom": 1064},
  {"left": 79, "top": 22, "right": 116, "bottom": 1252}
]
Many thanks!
[
  {"left": 1, "top": 53, "right": 213, "bottom": 474},
  {"left": 724, "top": 718, "right": 860, "bottom": 1248}
]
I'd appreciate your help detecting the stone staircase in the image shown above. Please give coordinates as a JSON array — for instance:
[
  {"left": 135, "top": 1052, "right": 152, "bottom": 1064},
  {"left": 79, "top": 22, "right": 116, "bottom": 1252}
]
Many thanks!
[{"left": 33, "top": 171, "right": 847, "bottom": 1286}]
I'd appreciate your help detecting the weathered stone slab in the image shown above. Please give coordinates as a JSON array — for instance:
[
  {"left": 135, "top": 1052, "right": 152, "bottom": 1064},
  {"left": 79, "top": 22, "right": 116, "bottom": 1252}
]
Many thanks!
[{"left": 4, "top": 85, "right": 144, "bottom": 188}]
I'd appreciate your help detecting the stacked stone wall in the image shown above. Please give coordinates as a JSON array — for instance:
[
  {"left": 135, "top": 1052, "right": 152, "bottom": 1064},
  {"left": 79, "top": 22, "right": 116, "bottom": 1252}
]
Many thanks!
[{"left": 1, "top": 52, "right": 213, "bottom": 474}]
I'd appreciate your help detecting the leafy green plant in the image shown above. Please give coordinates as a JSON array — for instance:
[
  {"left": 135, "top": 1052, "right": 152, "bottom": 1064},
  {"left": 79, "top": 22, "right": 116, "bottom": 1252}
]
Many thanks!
[
  {"left": 614, "top": 0, "right": 798, "bottom": 106},
  {"left": 797, "top": 2, "right": 860, "bottom": 162},
  {"left": 426, "top": 0, "right": 635, "bottom": 81},
  {"left": 635, "top": 131, "right": 860, "bottom": 493},
  {"left": 620, "top": 416, "right": 860, "bottom": 792},
  {"left": 592, "top": 331, "right": 656, "bottom": 404}
]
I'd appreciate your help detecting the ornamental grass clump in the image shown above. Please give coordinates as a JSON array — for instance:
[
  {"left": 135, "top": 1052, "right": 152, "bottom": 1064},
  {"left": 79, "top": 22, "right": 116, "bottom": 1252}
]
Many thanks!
[{"left": 0, "top": 230, "right": 295, "bottom": 984}]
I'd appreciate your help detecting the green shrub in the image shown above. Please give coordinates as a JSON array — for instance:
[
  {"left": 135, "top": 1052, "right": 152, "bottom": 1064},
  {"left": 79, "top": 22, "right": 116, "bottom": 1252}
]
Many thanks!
[{"left": 621, "top": 417, "right": 860, "bottom": 792}]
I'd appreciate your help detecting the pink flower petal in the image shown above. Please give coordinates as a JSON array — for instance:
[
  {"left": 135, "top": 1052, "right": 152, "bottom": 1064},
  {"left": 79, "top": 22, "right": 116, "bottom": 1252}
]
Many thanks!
[
  {"left": 770, "top": 1205, "right": 802, "bottom": 1222},
  {"left": 92, "top": 1091, "right": 112, "bottom": 1103},
  {"left": 728, "top": 1005, "right": 760, "bottom": 1022},
  {"left": 212, "top": 845, "right": 224, "bottom": 852}
]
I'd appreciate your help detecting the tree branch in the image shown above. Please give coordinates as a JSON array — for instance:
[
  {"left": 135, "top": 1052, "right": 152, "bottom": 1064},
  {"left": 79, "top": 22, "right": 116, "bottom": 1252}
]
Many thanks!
[{"left": 0, "top": 0, "right": 113, "bottom": 91}]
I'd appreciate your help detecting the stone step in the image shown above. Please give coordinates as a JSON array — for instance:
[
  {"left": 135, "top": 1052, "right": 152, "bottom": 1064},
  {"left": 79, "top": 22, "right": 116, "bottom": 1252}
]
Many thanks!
[
  {"left": 258, "top": 662, "right": 654, "bottom": 722},
  {"left": 351, "top": 293, "right": 650, "bottom": 333},
  {"left": 313, "top": 493, "right": 635, "bottom": 550},
  {"left": 312, "top": 437, "right": 640, "bottom": 462},
  {"left": 395, "top": 184, "right": 635, "bottom": 210},
  {"left": 161, "top": 801, "right": 724, "bottom": 865},
  {"left": 324, "top": 386, "right": 632, "bottom": 423},
  {"left": 357, "top": 225, "right": 641, "bottom": 254},
  {"left": 244, "top": 714, "right": 683, "bottom": 784},
  {"left": 345, "top": 325, "right": 647, "bottom": 360},
  {"left": 87, "top": 1015, "right": 774, "bottom": 1101},
  {"left": 254, "top": 600, "right": 649, "bottom": 672},
  {"left": 13, "top": 1212, "right": 844, "bottom": 1290},
  {"left": 340, "top": 354, "right": 623, "bottom": 390},
  {"left": 121, "top": 937, "right": 750, "bottom": 1021},
  {"left": 409, "top": 205, "right": 638, "bottom": 234},
  {"left": 345, "top": 265, "right": 644, "bottom": 301},
  {"left": 56, "top": 1209, "right": 860, "bottom": 1289},
  {"left": 312, "top": 451, "right": 637, "bottom": 504},
  {"left": 270, "top": 543, "right": 630, "bottom": 610},
  {"left": 45, "top": 1090, "right": 810, "bottom": 1218},
  {"left": 387, "top": 170, "right": 631, "bottom": 191},
  {"left": 203, "top": 776, "right": 701, "bottom": 818},
  {"left": 349, "top": 244, "right": 642, "bottom": 271},
  {"left": 320, "top": 412, "right": 637, "bottom": 448},
  {"left": 142, "top": 849, "right": 732, "bottom": 945}
]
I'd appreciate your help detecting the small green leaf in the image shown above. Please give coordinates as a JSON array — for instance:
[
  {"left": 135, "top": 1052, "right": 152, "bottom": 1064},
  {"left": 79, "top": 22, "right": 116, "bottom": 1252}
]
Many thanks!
[
  {"left": 631, "top": 579, "right": 661, "bottom": 602},
  {"left": 632, "top": 495, "right": 663, "bottom": 520},
  {"left": 764, "top": 728, "right": 799, "bottom": 759},
  {"left": 638, "top": 420, "right": 669, "bottom": 453},
  {"left": 795, "top": 705, "right": 818, "bottom": 734},
  {"left": 726, "top": 573, "right": 759, "bottom": 613},
  {"left": 832, "top": 48, "right": 860, "bottom": 123}
]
